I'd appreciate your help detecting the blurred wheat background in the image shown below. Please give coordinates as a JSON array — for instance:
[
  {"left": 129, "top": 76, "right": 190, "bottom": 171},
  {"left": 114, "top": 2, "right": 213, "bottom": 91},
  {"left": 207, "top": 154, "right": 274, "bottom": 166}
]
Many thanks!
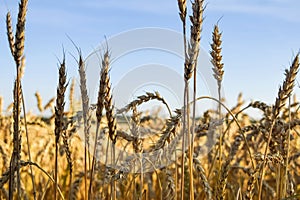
[{"left": 1, "top": 0, "right": 300, "bottom": 200}]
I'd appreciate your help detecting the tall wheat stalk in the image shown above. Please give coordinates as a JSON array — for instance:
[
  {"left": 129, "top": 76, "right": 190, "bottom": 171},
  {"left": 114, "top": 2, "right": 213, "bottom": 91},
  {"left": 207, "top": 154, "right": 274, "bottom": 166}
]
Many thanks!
[
  {"left": 76, "top": 51, "right": 90, "bottom": 200},
  {"left": 177, "top": 0, "right": 187, "bottom": 198},
  {"left": 54, "top": 56, "right": 67, "bottom": 200},
  {"left": 189, "top": 2, "right": 204, "bottom": 199},
  {"left": 102, "top": 51, "right": 118, "bottom": 200},
  {"left": 6, "top": 0, "right": 36, "bottom": 199},
  {"left": 88, "top": 49, "right": 110, "bottom": 199},
  {"left": 178, "top": 0, "right": 204, "bottom": 199},
  {"left": 210, "top": 24, "right": 224, "bottom": 174}
]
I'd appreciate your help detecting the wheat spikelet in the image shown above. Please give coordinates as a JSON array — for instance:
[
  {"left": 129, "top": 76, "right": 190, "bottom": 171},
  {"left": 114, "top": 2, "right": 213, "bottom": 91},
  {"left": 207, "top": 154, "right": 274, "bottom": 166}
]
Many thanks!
[
  {"left": 96, "top": 50, "right": 110, "bottom": 123},
  {"left": 104, "top": 77, "right": 117, "bottom": 144},
  {"left": 55, "top": 58, "right": 67, "bottom": 150},
  {"left": 69, "top": 78, "right": 75, "bottom": 115},
  {"left": 250, "top": 101, "right": 272, "bottom": 117},
  {"left": 177, "top": 0, "right": 187, "bottom": 22},
  {"left": 78, "top": 53, "right": 90, "bottom": 136},
  {"left": 116, "top": 130, "right": 135, "bottom": 142},
  {"left": 14, "top": 0, "right": 28, "bottom": 67},
  {"left": 6, "top": 12, "right": 15, "bottom": 56},
  {"left": 152, "top": 109, "right": 181, "bottom": 151},
  {"left": 228, "top": 93, "right": 244, "bottom": 115},
  {"left": 19, "top": 56, "right": 25, "bottom": 80},
  {"left": 117, "top": 91, "right": 170, "bottom": 115},
  {"left": 273, "top": 54, "right": 299, "bottom": 119},
  {"left": 210, "top": 24, "right": 224, "bottom": 87},
  {"left": 215, "top": 159, "right": 229, "bottom": 200},
  {"left": 193, "top": 157, "right": 212, "bottom": 199},
  {"left": 34, "top": 92, "right": 43, "bottom": 112},
  {"left": 44, "top": 97, "right": 55, "bottom": 113},
  {"left": 162, "top": 168, "right": 175, "bottom": 200},
  {"left": 0, "top": 146, "right": 8, "bottom": 170},
  {"left": 6, "top": 103, "right": 13, "bottom": 112},
  {"left": 184, "top": 0, "right": 204, "bottom": 80},
  {"left": 131, "top": 106, "right": 142, "bottom": 154},
  {"left": 61, "top": 127, "right": 73, "bottom": 184}
]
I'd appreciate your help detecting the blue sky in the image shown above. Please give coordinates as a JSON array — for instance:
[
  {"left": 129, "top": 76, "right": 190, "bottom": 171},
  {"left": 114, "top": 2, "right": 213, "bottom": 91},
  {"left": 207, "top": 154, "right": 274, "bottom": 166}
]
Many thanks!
[{"left": 0, "top": 0, "right": 299, "bottom": 114}]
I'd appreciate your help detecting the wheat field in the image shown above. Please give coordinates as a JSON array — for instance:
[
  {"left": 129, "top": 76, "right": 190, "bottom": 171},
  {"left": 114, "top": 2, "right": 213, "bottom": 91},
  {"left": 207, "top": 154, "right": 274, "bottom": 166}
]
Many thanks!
[{"left": 1, "top": 0, "right": 300, "bottom": 199}]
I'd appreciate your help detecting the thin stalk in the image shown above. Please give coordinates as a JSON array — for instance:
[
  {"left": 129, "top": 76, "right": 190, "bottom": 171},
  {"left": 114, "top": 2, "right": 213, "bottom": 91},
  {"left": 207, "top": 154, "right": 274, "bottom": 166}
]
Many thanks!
[
  {"left": 257, "top": 121, "right": 276, "bottom": 200},
  {"left": 285, "top": 96, "right": 291, "bottom": 196},
  {"left": 181, "top": 85, "right": 187, "bottom": 200},
  {"left": 112, "top": 144, "right": 116, "bottom": 200},
  {"left": 21, "top": 90, "right": 36, "bottom": 199},
  {"left": 187, "top": 82, "right": 194, "bottom": 200},
  {"left": 180, "top": 13, "right": 188, "bottom": 200}
]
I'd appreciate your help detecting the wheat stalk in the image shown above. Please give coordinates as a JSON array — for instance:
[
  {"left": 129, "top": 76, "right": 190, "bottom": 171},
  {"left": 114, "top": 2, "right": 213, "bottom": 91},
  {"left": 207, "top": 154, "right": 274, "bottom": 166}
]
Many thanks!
[
  {"left": 75, "top": 51, "right": 91, "bottom": 200},
  {"left": 181, "top": 1, "right": 205, "bottom": 199},
  {"left": 102, "top": 51, "right": 117, "bottom": 200},
  {"left": 54, "top": 56, "right": 67, "bottom": 200},
  {"left": 9, "top": 80, "right": 22, "bottom": 200},
  {"left": 89, "top": 49, "right": 110, "bottom": 199},
  {"left": 210, "top": 23, "right": 225, "bottom": 183}
]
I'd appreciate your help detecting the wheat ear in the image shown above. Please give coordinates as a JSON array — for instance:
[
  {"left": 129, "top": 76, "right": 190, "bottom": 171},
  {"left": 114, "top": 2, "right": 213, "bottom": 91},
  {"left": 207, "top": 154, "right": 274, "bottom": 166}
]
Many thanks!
[
  {"left": 35, "top": 92, "right": 43, "bottom": 112},
  {"left": 6, "top": 12, "right": 15, "bottom": 56},
  {"left": 69, "top": 78, "right": 75, "bottom": 116},
  {"left": 273, "top": 54, "right": 299, "bottom": 119},
  {"left": 117, "top": 91, "right": 171, "bottom": 116},
  {"left": 14, "top": 0, "right": 28, "bottom": 67},
  {"left": 152, "top": 109, "right": 181, "bottom": 151}
]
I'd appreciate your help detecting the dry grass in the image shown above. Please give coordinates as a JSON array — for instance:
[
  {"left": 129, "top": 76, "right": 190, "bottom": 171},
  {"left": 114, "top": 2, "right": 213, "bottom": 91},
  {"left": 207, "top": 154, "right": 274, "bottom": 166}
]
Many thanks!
[{"left": 1, "top": 0, "right": 300, "bottom": 200}]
